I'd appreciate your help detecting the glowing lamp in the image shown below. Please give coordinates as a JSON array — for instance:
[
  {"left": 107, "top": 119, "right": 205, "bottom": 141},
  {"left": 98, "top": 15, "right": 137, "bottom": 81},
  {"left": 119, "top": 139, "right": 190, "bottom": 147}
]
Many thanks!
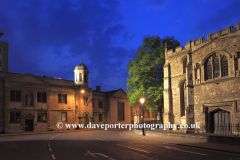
[{"left": 140, "top": 98, "right": 145, "bottom": 104}]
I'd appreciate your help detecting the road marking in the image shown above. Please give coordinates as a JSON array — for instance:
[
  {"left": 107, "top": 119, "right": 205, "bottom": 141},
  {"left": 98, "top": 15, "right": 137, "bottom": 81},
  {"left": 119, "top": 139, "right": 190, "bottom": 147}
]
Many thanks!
[
  {"left": 97, "top": 138, "right": 109, "bottom": 143},
  {"left": 86, "top": 151, "right": 115, "bottom": 160},
  {"left": 51, "top": 154, "right": 56, "bottom": 159},
  {"left": 164, "top": 146, "right": 208, "bottom": 156},
  {"left": 48, "top": 144, "right": 50, "bottom": 147},
  {"left": 120, "top": 133, "right": 129, "bottom": 138},
  {"left": 116, "top": 144, "right": 150, "bottom": 153},
  {"left": 49, "top": 148, "right": 52, "bottom": 151}
]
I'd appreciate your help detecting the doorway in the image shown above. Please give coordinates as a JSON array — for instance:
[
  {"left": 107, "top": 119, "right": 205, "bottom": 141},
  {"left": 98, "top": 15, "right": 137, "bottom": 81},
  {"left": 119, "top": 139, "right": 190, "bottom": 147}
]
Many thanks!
[
  {"left": 211, "top": 109, "right": 231, "bottom": 134},
  {"left": 25, "top": 119, "right": 34, "bottom": 131}
]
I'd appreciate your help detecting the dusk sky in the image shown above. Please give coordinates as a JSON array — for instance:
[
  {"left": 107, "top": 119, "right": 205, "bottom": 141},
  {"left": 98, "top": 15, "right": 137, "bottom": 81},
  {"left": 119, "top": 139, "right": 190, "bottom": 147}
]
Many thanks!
[{"left": 0, "top": 0, "right": 239, "bottom": 92}]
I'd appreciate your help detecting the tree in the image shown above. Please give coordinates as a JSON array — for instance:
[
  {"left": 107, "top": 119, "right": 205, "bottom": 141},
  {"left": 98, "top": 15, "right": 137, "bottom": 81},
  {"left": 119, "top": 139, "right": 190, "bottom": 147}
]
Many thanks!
[{"left": 127, "top": 35, "right": 180, "bottom": 122}]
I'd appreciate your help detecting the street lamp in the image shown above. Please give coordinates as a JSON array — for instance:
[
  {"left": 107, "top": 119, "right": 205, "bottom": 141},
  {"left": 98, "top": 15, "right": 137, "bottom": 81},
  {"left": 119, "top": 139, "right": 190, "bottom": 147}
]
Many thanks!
[
  {"left": 140, "top": 98, "right": 145, "bottom": 136},
  {"left": 81, "top": 89, "right": 85, "bottom": 93}
]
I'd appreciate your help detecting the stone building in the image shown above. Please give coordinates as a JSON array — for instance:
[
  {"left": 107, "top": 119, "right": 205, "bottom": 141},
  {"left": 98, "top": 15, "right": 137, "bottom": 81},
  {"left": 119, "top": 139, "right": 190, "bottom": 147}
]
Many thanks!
[
  {"left": 0, "top": 31, "right": 8, "bottom": 72},
  {"left": 164, "top": 22, "right": 240, "bottom": 133},
  {"left": 0, "top": 31, "right": 136, "bottom": 133}
]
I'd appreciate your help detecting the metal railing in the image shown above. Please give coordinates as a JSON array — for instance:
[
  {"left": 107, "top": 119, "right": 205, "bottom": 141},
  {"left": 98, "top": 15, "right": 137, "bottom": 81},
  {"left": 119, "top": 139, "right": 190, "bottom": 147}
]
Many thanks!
[{"left": 209, "top": 123, "right": 240, "bottom": 137}]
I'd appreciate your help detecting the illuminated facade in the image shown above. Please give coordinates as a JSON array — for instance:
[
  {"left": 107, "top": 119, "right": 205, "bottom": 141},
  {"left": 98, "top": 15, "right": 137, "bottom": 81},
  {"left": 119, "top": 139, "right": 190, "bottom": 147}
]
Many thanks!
[
  {"left": 0, "top": 32, "right": 134, "bottom": 133},
  {"left": 164, "top": 22, "right": 240, "bottom": 133}
]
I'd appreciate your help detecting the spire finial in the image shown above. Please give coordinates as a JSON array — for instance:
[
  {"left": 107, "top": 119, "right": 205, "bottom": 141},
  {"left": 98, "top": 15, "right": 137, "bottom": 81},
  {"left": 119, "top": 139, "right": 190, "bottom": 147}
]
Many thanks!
[{"left": 80, "top": 59, "right": 82, "bottom": 64}]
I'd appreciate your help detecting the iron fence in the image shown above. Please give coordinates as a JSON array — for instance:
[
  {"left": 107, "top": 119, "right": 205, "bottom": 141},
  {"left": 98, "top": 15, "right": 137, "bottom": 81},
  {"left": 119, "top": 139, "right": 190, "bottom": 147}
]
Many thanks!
[{"left": 208, "top": 123, "right": 240, "bottom": 137}]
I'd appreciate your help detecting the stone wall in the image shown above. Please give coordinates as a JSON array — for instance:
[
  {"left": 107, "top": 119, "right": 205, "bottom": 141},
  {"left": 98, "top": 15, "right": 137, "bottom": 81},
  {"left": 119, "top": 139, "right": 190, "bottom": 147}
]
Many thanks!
[
  {"left": 194, "top": 77, "right": 240, "bottom": 131},
  {"left": 164, "top": 22, "right": 240, "bottom": 133}
]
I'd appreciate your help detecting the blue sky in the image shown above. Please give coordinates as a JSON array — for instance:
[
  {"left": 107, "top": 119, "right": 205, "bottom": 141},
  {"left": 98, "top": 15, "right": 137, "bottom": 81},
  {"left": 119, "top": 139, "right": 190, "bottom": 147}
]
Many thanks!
[{"left": 0, "top": 0, "right": 239, "bottom": 92}]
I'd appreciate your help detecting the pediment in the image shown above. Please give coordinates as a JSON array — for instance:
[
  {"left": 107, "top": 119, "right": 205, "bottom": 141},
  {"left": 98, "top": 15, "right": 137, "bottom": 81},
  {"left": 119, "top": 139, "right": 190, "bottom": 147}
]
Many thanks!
[
  {"left": 4, "top": 73, "right": 48, "bottom": 85},
  {"left": 111, "top": 89, "right": 128, "bottom": 99},
  {"left": 22, "top": 113, "right": 35, "bottom": 118}
]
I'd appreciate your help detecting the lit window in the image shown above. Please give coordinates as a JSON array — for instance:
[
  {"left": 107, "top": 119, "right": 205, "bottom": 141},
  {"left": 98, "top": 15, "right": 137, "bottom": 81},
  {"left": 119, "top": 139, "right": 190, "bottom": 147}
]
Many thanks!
[
  {"left": 58, "top": 112, "right": 67, "bottom": 122},
  {"left": 58, "top": 94, "right": 67, "bottom": 104},
  {"left": 37, "top": 112, "right": 47, "bottom": 122}
]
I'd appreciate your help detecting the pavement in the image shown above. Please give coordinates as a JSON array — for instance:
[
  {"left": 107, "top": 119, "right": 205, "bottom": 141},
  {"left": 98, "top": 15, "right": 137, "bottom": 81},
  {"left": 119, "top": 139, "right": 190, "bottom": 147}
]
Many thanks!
[
  {"left": 121, "top": 129, "right": 240, "bottom": 155},
  {"left": 1, "top": 129, "right": 240, "bottom": 155}
]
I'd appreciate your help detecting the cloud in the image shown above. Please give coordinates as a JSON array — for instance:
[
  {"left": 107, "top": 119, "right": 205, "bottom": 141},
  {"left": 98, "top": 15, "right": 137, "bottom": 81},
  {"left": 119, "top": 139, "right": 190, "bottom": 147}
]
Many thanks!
[
  {"left": 191, "top": 0, "right": 240, "bottom": 37},
  {"left": 0, "top": 0, "right": 134, "bottom": 92}
]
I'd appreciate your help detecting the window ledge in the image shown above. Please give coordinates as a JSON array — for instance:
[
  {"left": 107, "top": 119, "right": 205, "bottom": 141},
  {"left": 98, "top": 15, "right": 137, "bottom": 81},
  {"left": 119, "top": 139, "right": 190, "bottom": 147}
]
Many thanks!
[{"left": 197, "top": 76, "right": 239, "bottom": 86}]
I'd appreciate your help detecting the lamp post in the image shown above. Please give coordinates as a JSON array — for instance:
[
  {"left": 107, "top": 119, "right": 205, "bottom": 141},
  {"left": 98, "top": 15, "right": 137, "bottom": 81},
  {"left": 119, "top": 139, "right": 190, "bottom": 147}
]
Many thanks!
[{"left": 140, "top": 98, "right": 145, "bottom": 136}]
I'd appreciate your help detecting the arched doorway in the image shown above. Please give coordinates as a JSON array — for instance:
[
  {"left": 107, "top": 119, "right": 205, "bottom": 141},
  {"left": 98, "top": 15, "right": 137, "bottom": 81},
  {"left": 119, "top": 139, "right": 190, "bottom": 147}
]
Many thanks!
[
  {"left": 83, "top": 112, "right": 90, "bottom": 128},
  {"left": 211, "top": 109, "right": 231, "bottom": 134}
]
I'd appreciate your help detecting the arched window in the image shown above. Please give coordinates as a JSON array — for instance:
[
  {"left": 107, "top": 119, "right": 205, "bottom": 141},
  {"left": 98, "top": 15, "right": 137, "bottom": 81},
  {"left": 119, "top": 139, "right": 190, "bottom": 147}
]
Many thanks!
[
  {"left": 205, "top": 60, "right": 212, "bottom": 80},
  {"left": 79, "top": 73, "right": 82, "bottom": 81},
  {"left": 221, "top": 56, "right": 228, "bottom": 77},
  {"left": 213, "top": 56, "right": 220, "bottom": 78}
]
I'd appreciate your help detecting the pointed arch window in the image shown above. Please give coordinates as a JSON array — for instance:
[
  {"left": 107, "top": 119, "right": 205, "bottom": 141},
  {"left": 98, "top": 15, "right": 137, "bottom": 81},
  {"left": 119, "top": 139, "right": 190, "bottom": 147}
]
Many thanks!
[
  {"left": 205, "top": 60, "right": 212, "bottom": 80},
  {"left": 221, "top": 56, "right": 228, "bottom": 77},
  {"left": 213, "top": 56, "right": 220, "bottom": 78},
  {"left": 204, "top": 54, "right": 229, "bottom": 81}
]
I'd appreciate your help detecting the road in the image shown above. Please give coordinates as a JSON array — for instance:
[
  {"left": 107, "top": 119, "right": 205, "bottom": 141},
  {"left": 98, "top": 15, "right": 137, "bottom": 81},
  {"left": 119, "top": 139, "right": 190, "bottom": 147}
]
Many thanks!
[{"left": 0, "top": 130, "right": 239, "bottom": 160}]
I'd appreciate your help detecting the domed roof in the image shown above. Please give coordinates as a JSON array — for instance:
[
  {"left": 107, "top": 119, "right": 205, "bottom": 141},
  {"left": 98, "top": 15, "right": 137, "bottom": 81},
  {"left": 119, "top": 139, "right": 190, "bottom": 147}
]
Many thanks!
[{"left": 75, "top": 59, "right": 88, "bottom": 70}]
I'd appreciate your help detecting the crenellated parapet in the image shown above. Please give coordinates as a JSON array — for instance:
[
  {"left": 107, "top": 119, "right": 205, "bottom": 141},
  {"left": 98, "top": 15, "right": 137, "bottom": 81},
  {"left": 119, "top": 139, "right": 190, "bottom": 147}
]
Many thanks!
[
  {"left": 165, "top": 22, "right": 240, "bottom": 59},
  {"left": 165, "top": 45, "right": 187, "bottom": 59}
]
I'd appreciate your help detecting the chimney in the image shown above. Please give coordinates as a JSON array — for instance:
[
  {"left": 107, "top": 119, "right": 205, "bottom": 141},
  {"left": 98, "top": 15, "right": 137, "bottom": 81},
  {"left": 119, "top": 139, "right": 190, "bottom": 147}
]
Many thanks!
[{"left": 96, "top": 86, "right": 101, "bottom": 92}]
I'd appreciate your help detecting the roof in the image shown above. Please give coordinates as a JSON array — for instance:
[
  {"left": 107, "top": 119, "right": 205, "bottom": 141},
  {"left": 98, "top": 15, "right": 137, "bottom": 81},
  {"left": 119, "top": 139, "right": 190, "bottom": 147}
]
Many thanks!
[
  {"left": 75, "top": 59, "right": 88, "bottom": 70},
  {"left": 93, "top": 88, "right": 127, "bottom": 96}
]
